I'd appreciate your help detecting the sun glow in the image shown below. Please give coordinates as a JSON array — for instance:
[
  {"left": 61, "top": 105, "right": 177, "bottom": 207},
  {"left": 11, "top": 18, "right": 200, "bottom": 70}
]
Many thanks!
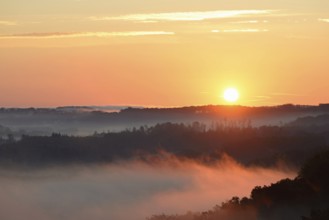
[{"left": 223, "top": 88, "right": 239, "bottom": 103}]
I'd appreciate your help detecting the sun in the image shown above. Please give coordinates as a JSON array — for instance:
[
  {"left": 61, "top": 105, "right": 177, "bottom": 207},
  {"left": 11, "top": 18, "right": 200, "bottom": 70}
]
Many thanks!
[{"left": 223, "top": 88, "right": 239, "bottom": 103}]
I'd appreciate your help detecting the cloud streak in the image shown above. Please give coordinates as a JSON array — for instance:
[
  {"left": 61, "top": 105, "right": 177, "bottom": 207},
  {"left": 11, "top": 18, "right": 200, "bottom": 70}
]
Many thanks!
[
  {"left": 0, "top": 21, "right": 17, "bottom": 26},
  {"left": 271, "top": 92, "right": 305, "bottom": 97},
  {"left": 230, "top": 20, "right": 269, "bottom": 24},
  {"left": 89, "top": 10, "right": 272, "bottom": 22},
  {"left": 318, "top": 18, "right": 329, "bottom": 23},
  {"left": 0, "top": 31, "right": 175, "bottom": 39},
  {"left": 212, "top": 29, "right": 269, "bottom": 33}
]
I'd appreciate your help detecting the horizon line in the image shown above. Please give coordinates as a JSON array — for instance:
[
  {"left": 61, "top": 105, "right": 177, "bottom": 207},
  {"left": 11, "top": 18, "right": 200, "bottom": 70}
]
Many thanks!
[{"left": 0, "top": 103, "right": 328, "bottom": 110}]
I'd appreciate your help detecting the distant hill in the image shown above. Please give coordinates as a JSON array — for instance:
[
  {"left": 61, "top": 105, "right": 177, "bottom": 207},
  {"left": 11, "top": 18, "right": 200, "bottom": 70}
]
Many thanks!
[{"left": 1, "top": 104, "right": 329, "bottom": 136}]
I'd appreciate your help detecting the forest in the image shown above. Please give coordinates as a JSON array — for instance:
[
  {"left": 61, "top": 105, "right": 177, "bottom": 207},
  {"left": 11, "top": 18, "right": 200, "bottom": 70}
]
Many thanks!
[{"left": 0, "top": 114, "right": 328, "bottom": 168}]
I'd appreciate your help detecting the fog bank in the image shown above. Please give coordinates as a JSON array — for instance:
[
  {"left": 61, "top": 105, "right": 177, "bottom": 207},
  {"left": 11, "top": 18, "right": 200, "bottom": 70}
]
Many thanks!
[{"left": 0, "top": 156, "right": 295, "bottom": 220}]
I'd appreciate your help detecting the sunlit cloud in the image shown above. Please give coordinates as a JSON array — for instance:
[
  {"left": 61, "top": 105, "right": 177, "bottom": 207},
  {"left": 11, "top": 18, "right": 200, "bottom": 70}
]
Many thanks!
[
  {"left": 223, "top": 29, "right": 268, "bottom": 33},
  {"left": 256, "top": 95, "right": 271, "bottom": 99},
  {"left": 0, "top": 21, "right": 17, "bottom": 26},
  {"left": 211, "top": 29, "right": 269, "bottom": 33},
  {"left": 246, "top": 93, "right": 305, "bottom": 103},
  {"left": 243, "top": 95, "right": 272, "bottom": 103},
  {"left": 230, "top": 20, "right": 269, "bottom": 24},
  {"left": 89, "top": 10, "right": 272, "bottom": 22},
  {"left": 271, "top": 92, "right": 305, "bottom": 97},
  {"left": 285, "top": 34, "right": 319, "bottom": 40},
  {"left": 0, "top": 31, "right": 175, "bottom": 39},
  {"left": 318, "top": 18, "right": 329, "bottom": 23}
]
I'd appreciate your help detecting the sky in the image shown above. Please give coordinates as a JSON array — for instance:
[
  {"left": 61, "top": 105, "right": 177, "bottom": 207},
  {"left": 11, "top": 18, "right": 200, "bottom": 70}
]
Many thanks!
[{"left": 1, "top": 0, "right": 329, "bottom": 107}]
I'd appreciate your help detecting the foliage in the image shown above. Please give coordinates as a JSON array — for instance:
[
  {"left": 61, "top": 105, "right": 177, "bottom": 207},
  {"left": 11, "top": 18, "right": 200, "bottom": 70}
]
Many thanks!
[{"left": 0, "top": 122, "right": 327, "bottom": 167}]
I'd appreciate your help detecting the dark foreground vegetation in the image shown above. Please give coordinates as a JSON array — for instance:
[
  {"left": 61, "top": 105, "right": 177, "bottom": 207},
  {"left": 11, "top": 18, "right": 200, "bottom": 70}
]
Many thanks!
[
  {"left": 0, "top": 120, "right": 328, "bottom": 168},
  {"left": 148, "top": 151, "right": 329, "bottom": 220}
]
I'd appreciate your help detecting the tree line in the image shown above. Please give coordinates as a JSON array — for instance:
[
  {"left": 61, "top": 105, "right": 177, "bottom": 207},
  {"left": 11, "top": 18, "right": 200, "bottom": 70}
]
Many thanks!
[{"left": 0, "top": 121, "right": 327, "bottom": 167}]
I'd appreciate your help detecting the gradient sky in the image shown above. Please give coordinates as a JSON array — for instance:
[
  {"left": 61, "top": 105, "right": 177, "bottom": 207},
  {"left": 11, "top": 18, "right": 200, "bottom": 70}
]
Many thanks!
[{"left": 1, "top": 0, "right": 329, "bottom": 107}]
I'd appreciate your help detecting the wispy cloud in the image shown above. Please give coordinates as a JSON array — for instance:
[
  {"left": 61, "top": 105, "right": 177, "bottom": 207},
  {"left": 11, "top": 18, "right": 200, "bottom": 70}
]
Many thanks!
[
  {"left": 271, "top": 92, "right": 305, "bottom": 97},
  {"left": 0, "top": 31, "right": 175, "bottom": 39},
  {"left": 285, "top": 34, "right": 319, "bottom": 40},
  {"left": 230, "top": 20, "right": 269, "bottom": 24},
  {"left": 244, "top": 95, "right": 271, "bottom": 103},
  {"left": 89, "top": 10, "right": 272, "bottom": 22},
  {"left": 211, "top": 29, "right": 269, "bottom": 33},
  {"left": 318, "top": 18, "right": 329, "bottom": 23},
  {"left": 0, "top": 21, "right": 17, "bottom": 26},
  {"left": 255, "top": 95, "right": 271, "bottom": 99}
]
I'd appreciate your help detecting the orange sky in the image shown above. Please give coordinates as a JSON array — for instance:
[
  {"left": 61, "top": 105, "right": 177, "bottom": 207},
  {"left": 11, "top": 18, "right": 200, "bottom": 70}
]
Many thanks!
[{"left": 1, "top": 0, "right": 329, "bottom": 107}]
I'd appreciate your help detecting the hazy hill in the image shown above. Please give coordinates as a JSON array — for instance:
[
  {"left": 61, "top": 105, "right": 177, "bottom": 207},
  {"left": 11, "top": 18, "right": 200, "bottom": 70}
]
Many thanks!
[{"left": 1, "top": 104, "right": 329, "bottom": 137}]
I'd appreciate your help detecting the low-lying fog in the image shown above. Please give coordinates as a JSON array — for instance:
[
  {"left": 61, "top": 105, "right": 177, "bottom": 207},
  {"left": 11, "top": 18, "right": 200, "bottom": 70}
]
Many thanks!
[{"left": 0, "top": 156, "right": 295, "bottom": 220}]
